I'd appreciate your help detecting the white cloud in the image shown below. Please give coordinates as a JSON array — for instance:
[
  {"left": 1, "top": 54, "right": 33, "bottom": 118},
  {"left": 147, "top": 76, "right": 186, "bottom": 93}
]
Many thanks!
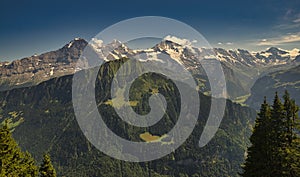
[
  {"left": 164, "top": 35, "right": 193, "bottom": 46},
  {"left": 293, "top": 13, "right": 300, "bottom": 23},
  {"left": 257, "top": 32, "right": 300, "bottom": 46},
  {"left": 217, "top": 42, "right": 233, "bottom": 45},
  {"left": 293, "top": 18, "right": 300, "bottom": 23},
  {"left": 275, "top": 22, "right": 300, "bottom": 30}
]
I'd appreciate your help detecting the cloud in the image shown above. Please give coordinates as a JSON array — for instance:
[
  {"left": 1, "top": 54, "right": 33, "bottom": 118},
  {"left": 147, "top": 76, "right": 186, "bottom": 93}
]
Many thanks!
[
  {"left": 284, "top": 9, "right": 294, "bottom": 20},
  {"left": 275, "top": 23, "right": 300, "bottom": 30},
  {"left": 216, "top": 42, "right": 233, "bottom": 45},
  {"left": 293, "top": 18, "right": 300, "bottom": 23},
  {"left": 164, "top": 35, "right": 193, "bottom": 46},
  {"left": 257, "top": 32, "right": 300, "bottom": 46},
  {"left": 276, "top": 9, "right": 300, "bottom": 30}
]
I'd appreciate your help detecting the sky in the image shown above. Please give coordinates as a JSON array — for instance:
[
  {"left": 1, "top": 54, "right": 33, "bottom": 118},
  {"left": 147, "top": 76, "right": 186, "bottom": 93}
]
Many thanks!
[{"left": 1, "top": 0, "right": 300, "bottom": 61}]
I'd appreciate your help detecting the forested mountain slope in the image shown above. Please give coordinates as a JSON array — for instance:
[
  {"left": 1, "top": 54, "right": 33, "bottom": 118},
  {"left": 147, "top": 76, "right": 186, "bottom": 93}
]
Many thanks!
[{"left": 0, "top": 58, "right": 256, "bottom": 176}]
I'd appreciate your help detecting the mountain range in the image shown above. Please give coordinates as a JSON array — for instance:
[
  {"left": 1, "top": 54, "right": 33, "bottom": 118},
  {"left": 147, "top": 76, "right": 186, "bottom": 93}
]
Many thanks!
[
  {"left": 0, "top": 36, "right": 299, "bottom": 176},
  {"left": 1, "top": 37, "right": 299, "bottom": 101}
]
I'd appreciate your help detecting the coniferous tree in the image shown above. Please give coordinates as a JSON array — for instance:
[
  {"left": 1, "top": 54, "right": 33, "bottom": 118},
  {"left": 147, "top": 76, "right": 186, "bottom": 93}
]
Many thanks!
[
  {"left": 241, "top": 97, "right": 272, "bottom": 177},
  {"left": 241, "top": 91, "right": 300, "bottom": 177},
  {"left": 269, "top": 92, "right": 286, "bottom": 176},
  {"left": 39, "top": 154, "right": 56, "bottom": 177},
  {"left": 0, "top": 122, "right": 38, "bottom": 176},
  {"left": 282, "top": 91, "right": 300, "bottom": 176},
  {"left": 283, "top": 91, "right": 294, "bottom": 144},
  {"left": 1, "top": 113, "right": 58, "bottom": 177}
]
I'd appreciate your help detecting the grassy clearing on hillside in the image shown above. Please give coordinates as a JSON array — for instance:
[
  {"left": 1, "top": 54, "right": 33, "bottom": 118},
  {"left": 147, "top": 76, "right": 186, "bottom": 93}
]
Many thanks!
[
  {"left": 140, "top": 132, "right": 161, "bottom": 142},
  {"left": 233, "top": 94, "right": 251, "bottom": 105}
]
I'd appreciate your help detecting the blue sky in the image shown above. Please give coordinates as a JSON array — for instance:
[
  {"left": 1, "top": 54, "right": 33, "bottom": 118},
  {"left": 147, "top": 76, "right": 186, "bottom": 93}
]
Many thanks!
[{"left": 1, "top": 0, "right": 300, "bottom": 61}]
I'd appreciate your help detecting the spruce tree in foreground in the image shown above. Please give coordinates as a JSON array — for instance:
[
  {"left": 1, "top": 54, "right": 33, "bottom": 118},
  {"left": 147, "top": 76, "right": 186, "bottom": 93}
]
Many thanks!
[
  {"left": 1, "top": 113, "right": 57, "bottom": 177},
  {"left": 282, "top": 91, "right": 300, "bottom": 176},
  {"left": 241, "top": 91, "right": 300, "bottom": 177},
  {"left": 39, "top": 154, "right": 56, "bottom": 177},
  {"left": 0, "top": 122, "right": 38, "bottom": 176},
  {"left": 241, "top": 97, "right": 272, "bottom": 177}
]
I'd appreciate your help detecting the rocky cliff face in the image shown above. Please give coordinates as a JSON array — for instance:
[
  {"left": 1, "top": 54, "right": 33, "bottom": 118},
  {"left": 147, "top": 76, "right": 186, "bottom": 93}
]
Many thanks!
[{"left": 0, "top": 38, "right": 87, "bottom": 91}]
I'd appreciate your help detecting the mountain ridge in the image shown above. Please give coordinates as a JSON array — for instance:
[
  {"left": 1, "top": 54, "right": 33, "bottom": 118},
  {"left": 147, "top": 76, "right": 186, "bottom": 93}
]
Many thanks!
[
  {"left": 2, "top": 37, "right": 299, "bottom": 64},
  {"left": 1, "top": 37, "right": 299, "bottom": 99}
]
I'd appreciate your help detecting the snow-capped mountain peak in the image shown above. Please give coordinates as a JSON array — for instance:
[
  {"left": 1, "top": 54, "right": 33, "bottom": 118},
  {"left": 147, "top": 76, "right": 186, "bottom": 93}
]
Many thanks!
[
  {"left": 163, "top": 35, "right": 196, "bottom": 47},
  {"left": 289, "top": 48, "right": 300, "bottom": 59},
  {"left": 85, "top": 37, "right": 300, "bottom": 69},
  {"left": 65, "top": 38, "right": 86, "bottom": 49}
]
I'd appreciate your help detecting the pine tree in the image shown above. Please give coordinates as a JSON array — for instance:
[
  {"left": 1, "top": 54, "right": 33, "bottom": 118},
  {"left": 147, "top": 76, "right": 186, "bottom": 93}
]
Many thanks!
[
  {"left": 241, "top": 91, "right": 300, "bottom": 177},
  {"left": 269, "top": 92, "right": 286, "bottom": 176},
  {"left": 39, "top": 154, "right": 56, "bottom": 177},
  {"left": 0, "top": 122, "right": 38, "bottom": 176},
  {"left": 1, "top": 113, "right": 58, "bottom": 177},
  {"left": 283, "top": 91, "right": 294, "bottom": 144},
  {"left": 282, "top": 91, "right": 300, "bottom": 176},
  {"left": 241, "top": 97, "right": 272, "bottom": 177}
]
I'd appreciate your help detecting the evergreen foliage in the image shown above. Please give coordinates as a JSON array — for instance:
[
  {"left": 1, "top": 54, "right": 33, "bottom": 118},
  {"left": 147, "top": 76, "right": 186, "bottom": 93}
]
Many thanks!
[
  {"left": 241, "top": 91, "right": 300, "bottom": 177},
  {"left": 39, "top": 154, "right": 56, "bottom": 177},
  {"left": 0, "top": 113, "right": 57, "bottom": 177},
  {"left": 0, "top": 121, "right": 38, "bottom": 176}
]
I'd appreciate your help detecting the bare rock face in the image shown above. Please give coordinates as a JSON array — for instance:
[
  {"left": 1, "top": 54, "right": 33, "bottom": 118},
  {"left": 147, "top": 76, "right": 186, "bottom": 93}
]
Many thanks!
[{"left": 0, "top": 38, "right": 88, "bottom": 91}]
